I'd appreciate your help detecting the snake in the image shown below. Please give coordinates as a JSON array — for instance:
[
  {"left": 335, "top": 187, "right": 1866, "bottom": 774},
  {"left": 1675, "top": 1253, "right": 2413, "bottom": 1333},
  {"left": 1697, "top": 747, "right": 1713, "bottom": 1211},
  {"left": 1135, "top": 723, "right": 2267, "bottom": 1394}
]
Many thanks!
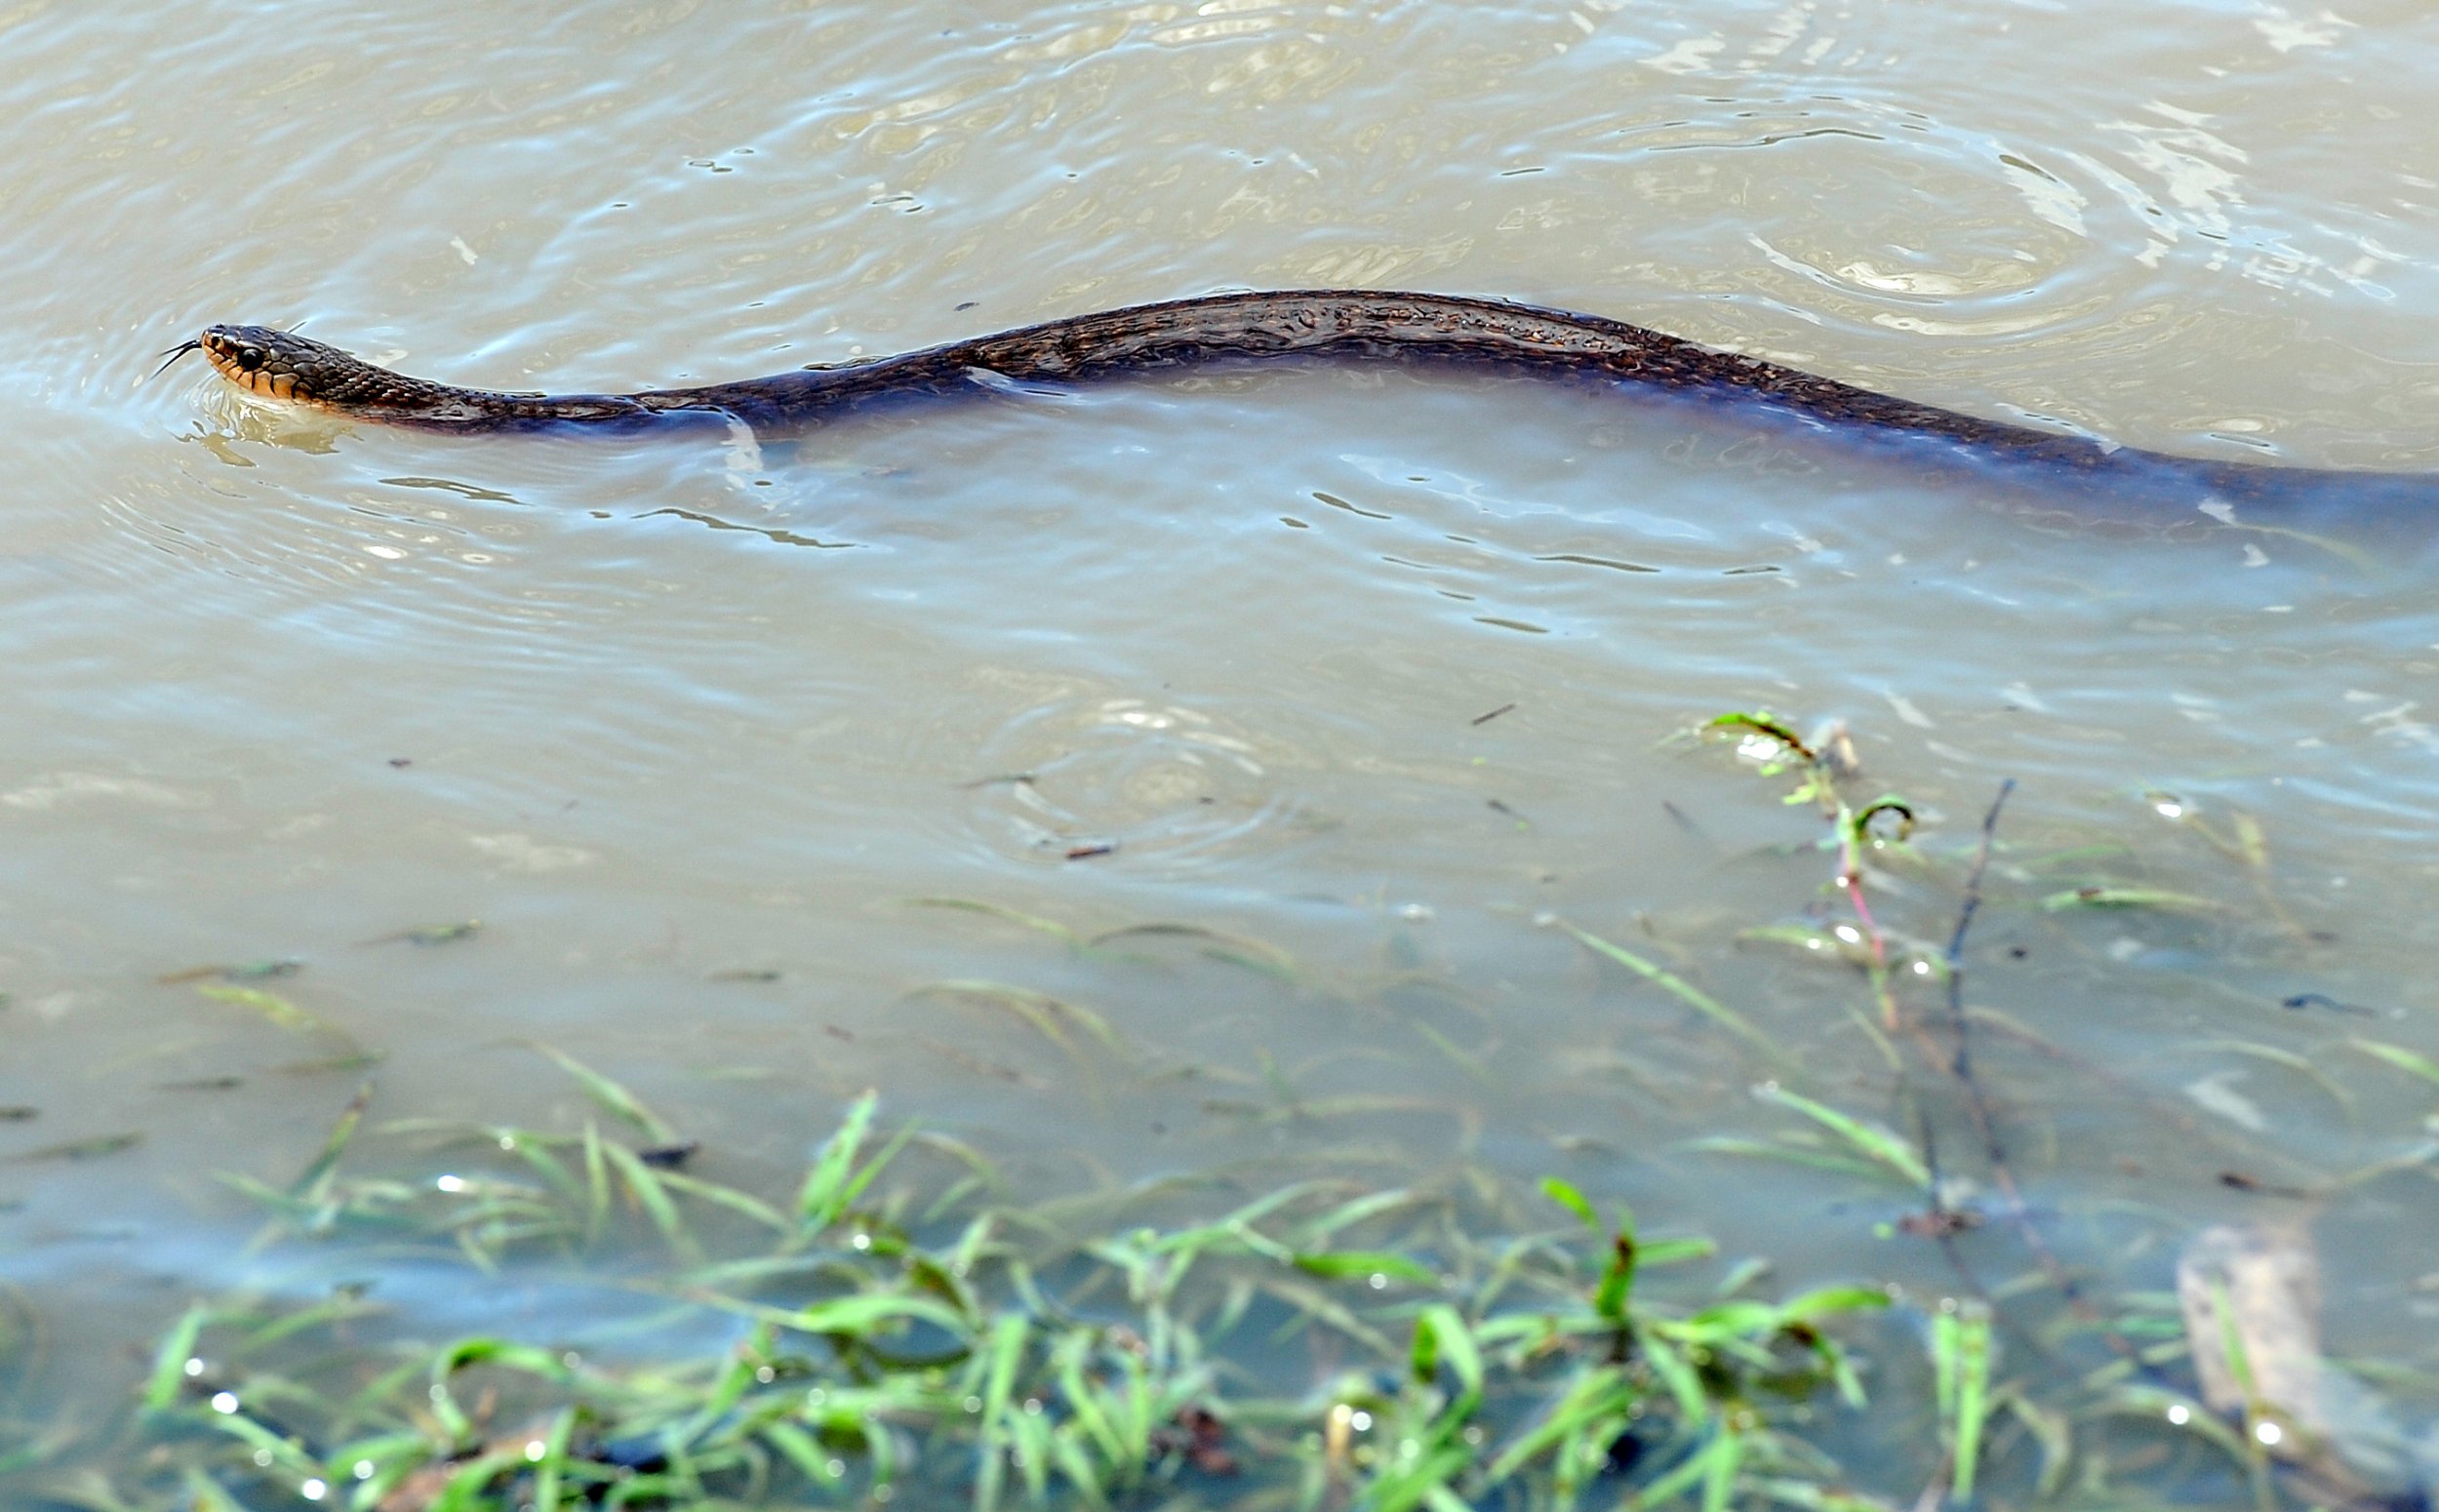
[{"left": 168, "top": 291, "right": 2431, "bottom": 505}]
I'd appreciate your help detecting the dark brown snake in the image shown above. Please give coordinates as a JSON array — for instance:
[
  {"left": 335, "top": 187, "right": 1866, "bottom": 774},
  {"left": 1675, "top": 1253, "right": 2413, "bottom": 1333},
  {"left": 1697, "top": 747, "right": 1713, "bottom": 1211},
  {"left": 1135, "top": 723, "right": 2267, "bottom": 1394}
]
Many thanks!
[{"left": 170, "top": 291, "right": 2434, "bottom": 506}]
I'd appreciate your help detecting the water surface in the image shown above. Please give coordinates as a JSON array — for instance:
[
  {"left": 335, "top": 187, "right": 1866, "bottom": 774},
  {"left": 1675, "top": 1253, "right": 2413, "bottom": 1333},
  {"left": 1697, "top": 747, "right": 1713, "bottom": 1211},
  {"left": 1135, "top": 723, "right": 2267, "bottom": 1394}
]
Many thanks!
[{"left": 4, "top": 0, "right": 2439, "bottom": 1498}]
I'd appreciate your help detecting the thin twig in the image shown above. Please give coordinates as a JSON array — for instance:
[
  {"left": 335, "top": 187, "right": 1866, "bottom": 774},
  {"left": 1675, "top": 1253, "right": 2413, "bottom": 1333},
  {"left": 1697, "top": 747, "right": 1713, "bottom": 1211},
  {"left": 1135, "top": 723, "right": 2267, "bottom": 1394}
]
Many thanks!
[
  {"left": 1944, "top": 778, "right": 2015, "bottom": 1139},
  {"left": 1941, "top": 782, "right": 2039, "bottom": 1220},
  {"left": 1939, "top": 784, "right": 2136, "bottom": 1349}
]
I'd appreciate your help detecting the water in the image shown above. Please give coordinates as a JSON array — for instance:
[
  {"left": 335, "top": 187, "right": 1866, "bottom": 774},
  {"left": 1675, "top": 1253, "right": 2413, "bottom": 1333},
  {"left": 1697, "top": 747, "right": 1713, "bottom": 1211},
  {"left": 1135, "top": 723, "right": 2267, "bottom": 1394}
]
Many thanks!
[{"left": 4, "top": 0, "right": 2439, "bottom": 1499}]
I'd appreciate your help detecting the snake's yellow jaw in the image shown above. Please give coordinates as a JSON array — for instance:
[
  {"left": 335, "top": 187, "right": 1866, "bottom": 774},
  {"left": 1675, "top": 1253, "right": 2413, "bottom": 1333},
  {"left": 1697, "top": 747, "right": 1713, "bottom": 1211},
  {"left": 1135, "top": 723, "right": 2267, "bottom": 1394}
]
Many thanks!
[{"left": 199, "top": 325, "right": 321, "bottom": 402}]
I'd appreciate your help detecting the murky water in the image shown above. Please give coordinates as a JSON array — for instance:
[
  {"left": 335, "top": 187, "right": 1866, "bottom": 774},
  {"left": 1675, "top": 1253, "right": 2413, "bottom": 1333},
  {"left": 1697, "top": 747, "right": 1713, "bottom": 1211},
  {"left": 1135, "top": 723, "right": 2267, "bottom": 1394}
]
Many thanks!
[{"left": 5, "top": 0, "right": 2439, "bottom": 1496}]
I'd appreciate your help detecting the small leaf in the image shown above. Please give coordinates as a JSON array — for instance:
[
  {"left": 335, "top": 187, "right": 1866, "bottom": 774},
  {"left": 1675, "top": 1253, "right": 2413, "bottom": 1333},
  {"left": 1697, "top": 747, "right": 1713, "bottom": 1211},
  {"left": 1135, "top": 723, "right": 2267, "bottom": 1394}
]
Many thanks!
[
  {"left": 1540, "top": 1176, "right": 1601, "bottom": 1234},
  {"left": 1291, "top": 1250, "right": 1438, "bottom": 1285}
]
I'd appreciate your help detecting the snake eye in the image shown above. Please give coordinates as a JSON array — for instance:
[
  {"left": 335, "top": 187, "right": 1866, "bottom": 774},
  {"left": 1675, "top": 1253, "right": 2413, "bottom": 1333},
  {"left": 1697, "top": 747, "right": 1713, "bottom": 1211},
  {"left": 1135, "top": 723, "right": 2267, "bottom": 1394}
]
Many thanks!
[{"left": 236, "top": 346, "right": 264, "bottom": 370}]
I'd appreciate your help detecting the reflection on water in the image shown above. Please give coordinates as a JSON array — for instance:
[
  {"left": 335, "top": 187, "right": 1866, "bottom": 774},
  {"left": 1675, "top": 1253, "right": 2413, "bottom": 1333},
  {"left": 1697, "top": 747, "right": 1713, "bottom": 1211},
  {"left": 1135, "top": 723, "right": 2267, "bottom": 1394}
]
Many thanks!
[{"left": 3, "top": 0, "right": 2439, "bottom": 1497}]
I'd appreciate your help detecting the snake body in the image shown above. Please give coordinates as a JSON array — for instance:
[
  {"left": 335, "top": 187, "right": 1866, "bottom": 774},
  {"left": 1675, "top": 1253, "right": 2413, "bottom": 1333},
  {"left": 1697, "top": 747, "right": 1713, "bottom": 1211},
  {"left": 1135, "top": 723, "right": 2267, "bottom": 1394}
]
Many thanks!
[{"left": 180, "top": 291, "right": 2429, "bottom": 504}]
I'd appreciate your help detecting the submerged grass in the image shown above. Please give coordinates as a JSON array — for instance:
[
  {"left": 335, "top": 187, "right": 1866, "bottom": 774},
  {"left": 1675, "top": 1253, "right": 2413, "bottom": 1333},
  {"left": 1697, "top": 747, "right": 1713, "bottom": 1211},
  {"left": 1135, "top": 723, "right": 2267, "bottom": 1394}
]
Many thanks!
[
  {"left": 9, "top": 706, "right": 2426, "bottom": 1511},
  {"left": 1552, "top": 920, "right": 1786, "bottom": 1067},
  {"left": 26, "top": 1058, "right": 1910, "bottom": 1512}
]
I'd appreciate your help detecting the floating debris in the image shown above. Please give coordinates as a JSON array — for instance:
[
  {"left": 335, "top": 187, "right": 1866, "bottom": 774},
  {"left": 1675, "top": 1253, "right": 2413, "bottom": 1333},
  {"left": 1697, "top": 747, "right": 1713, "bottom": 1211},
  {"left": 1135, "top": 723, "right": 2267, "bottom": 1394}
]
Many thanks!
[
  {"left": 636, "top": 1140, "right": 700, "bottom": 1171},
  {"left": 2177, "top": 1222, "right": 2327, "bottom": 1454},
  {"left": 8, "top": 1132, "right": 142, "bottom": 1163},
  {"left": 360, "top": 920, "right": 483, "bottom": 947},
  {"left": 274, "top": 1052, "right": 388, "bottom": 1076},
  {"left": 2279, "top": 992, "right": 2376, "bottom": 1017}
]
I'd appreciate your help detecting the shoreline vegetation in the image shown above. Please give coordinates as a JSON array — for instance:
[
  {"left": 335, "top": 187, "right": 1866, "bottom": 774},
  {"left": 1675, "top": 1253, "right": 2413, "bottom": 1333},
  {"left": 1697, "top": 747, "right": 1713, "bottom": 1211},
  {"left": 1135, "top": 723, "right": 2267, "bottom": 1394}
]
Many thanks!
[{"left": 14, "top": 711, "right": 2431, "bottom": 1511}]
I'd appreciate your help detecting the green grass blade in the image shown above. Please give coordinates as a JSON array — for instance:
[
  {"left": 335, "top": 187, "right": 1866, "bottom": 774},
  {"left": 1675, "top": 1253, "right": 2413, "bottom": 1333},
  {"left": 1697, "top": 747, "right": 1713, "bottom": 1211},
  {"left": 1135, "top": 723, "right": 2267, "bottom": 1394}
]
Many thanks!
[
  {"left": 2349, "top": 1038, "right": 2439, "bottom": 1089},
  {"left": 1087, "top": 922, "right": 1298, "bottom": 977},
  {"left": 524, "top": 1040, "right": 680, "bottom": 1145},
  {"left": 974, "top": 1312, "right": 1027, "bottom": 1512},
  {"left": 1682, "top": 1134, "right": 1891, "bottom": 1182},
  {"left": 286, "top": 1080, "right": 374, "bottom": 1200},
  {"left": 2040, "top": 887, "right": 2227, "bottom": 913},
  {"left": 1779, "top": 1285, "right": 1893, "bottom": 1321},
  {"left": 655, "top": 1170, "right": 788, "bottom": 1233},
  {"left": 906, "top": 979, "right": 1126, "bottom": 1058},
  {"left": 902, "top": 896, "right": 1083, "bottom": 946},
  {"left": 1557, "top": 922, "right": 1784, "bottom": 1063},
  {"left": 1953, "top": 1308, "right": 1992, "bottom": 1500},
  {"left": 194, "top": 983, "right": 320, "bottom": 1030},
  {"left": 1638, "top": 1333, "right": 1708, "bottom": 1419},
  {"left": 143, "top": 1304, "right": 210, "bottom": 1411},
  {"left": 601, "top": 1141, "right": 699, "bottom": 1260},
  {"left": 1701, "top": 1424, "right": 1744, "bottom": 1512},
  {"left": 1755, "top": 1086, "right": 1930, "bottom": 1187},
  {"left": 532, "top": 1405, "right": 574, "bottom": 1512},
  {"left": 1540, "top": 1176, "right": 1602, "bottom": 1234},
  {"left": 580, "top": 1119, "right": 609, "bottom": 1245},
  {"left": 1412, "top": 1304, "right": 1484, "bottom": 1417},
  {"left": 797, "top": 1090, "right": 880, "bottom": 1230},
  {"left": 1291, "top": 1250, "right": 1438, "bottom": 1286}
]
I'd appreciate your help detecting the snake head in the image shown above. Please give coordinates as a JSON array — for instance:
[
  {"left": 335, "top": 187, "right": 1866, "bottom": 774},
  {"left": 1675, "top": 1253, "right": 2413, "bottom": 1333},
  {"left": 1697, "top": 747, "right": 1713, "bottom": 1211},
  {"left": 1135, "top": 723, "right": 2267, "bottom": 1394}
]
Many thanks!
[{"left": 195, "top": 325, "right": 355, "bottom": 405}]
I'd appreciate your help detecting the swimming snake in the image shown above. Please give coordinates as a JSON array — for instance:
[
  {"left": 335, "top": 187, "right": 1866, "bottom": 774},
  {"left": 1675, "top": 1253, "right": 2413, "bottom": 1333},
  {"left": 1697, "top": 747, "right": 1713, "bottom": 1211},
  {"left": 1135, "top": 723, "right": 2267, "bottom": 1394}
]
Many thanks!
[{"left": 172, "top": 290, "right": 2429, "bottom": 504}]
